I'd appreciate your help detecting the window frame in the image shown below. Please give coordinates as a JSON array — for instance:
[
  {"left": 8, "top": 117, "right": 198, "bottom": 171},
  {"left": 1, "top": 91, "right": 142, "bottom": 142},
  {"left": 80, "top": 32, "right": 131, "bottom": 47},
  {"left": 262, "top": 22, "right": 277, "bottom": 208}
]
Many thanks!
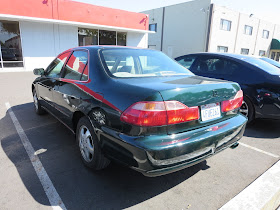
[
  {"left": 241, "top": 48, "right": 250, "bottom": 55},
  {"left": 217, "top": 46, "right": 228, "bottom": 53},
  {"left": 60, "top": 49, "right": 90, "bottom": 82},
  {"left": 149, "top": 23, "right": 157, "bottom": 32},
  {"left": 262, "top": 30, "right": 269, "bottom": 39},
  {"left": 220, "top": 19, "right": 232, "bottom": 31},
  {"left": 45, "top": 51, "right": 72, "bottom": 78},
  {"left": 244, "top": 25, "right": 253, "bottom": 35}
]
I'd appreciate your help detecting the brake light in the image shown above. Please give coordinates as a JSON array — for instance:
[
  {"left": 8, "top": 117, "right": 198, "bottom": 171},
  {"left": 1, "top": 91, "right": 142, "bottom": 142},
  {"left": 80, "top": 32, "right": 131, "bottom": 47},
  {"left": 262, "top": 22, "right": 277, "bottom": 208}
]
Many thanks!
[
  {"left": 221, "top": 90, "right": 243, "bottom": 112},
  {"left": 120, "top": 101, "right": 199, "bottom": 127}
]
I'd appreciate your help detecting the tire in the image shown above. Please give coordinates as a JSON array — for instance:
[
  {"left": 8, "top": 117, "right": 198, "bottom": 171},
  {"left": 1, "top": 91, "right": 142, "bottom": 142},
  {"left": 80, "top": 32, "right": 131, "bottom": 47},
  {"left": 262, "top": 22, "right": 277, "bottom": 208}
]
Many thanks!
[
  {"left": 76, "top": 116, "right": 110, "bottom": 170},
  {"left": 32, "top": 89, "right": 46, "bottom": 115},
  {"left": 240, "top": 96, "right": 254, "bottom": 123}
]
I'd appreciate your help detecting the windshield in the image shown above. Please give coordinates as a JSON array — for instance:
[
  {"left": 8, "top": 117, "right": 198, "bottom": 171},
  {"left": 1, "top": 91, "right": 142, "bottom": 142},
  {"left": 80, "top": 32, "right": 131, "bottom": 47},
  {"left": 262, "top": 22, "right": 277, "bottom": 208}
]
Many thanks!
[
  {"left": 100, "top": 49, "right": 193, "bottom": 78},
  {"left": 260, "top": 57, "right": 280, "bottom": 69},
  {"left": 243, "top": 57, "right": 280, "bottom": 75}
]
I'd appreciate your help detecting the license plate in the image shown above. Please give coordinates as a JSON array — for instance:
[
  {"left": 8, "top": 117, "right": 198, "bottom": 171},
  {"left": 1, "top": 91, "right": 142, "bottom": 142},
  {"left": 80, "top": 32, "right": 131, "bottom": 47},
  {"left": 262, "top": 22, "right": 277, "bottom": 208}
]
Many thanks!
[{"left": 201, "top": 103, "right": 221, "bottom": 121}]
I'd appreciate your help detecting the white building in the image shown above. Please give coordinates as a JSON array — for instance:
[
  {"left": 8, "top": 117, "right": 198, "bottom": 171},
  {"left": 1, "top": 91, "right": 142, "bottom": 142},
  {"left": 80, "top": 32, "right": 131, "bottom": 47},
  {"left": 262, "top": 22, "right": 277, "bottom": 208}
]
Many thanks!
[
  {"left": 143, "top": 0, "right": 280, "bottom": 60},
  {"left": 0, "top": 0, "right": 150, "bottom": 72}
]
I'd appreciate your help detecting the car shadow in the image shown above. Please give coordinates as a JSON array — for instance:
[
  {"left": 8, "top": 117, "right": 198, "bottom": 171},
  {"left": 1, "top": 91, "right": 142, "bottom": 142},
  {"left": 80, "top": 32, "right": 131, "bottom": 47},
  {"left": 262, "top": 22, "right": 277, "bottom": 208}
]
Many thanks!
[
  {"left": 1, "top": 103, "right": 209, "bottom": 209},
  {"left": 244, "top": 118, "right": 280, "bottom": 139}
]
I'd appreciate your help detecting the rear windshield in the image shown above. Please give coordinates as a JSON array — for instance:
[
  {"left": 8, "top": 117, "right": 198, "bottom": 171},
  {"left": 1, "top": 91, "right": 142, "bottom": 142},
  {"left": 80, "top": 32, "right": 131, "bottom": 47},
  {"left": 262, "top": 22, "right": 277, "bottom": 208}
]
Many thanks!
[
  {"left": 244, "top": 57, "right": 280, "bottom": 75},
  {"left": 260, "top": 57, "right": 280, "bottom": 69},
  {"left": 100, "top": 49, "right": 193, "bottom": 78}
]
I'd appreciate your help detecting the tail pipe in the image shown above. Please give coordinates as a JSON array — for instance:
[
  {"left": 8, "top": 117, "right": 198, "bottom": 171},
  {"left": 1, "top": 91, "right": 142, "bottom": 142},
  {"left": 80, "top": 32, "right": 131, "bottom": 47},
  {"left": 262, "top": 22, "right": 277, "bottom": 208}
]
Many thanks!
[{"left": 230, "top": 142, "right": 239, "bottom": 149}]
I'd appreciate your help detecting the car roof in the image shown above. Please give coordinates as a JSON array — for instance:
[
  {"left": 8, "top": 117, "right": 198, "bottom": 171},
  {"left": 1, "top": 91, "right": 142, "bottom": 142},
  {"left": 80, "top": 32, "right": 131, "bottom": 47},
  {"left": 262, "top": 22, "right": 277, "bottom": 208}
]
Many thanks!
[
  {"left": 178, "top": 52, "right": 254, "bottom": 60},
  {"left": 69, "top": 45, "right": 150, "bottom": 51}
]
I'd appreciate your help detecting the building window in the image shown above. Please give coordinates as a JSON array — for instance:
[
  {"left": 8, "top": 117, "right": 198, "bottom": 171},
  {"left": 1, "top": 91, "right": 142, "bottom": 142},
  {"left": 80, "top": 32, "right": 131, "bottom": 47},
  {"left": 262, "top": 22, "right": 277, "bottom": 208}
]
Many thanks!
[
  {"left": 262, "top": 30, "right": 269, "bottom": 39},
  {"left": 78, "top": 28, "right": 127, "bottom": 46},
  {"left": 0, "top": 20, "right": 24, "bottom": 68},
  {"left": 241, "top": 48, "right": 249, "bottom": 55},
  {"left": 148, "top": 45, "right": 156, "bottom": 50},
  {"left": 117, "top": 32, "right": 126, "bottom": 46},
  {"left": 244, "top": 25, "right": 253, "bottom": 35},
  {"left": 220, "top": 19, "right": 231, "bottom": 31},
  {"left": 99, "top": 30, "right": 116, "bottom": 45},
  {"left": 259, "top": 50, "right": 266, "bottom": 57},
  {"left": 217, "top": 46, "right": 228, "bottom": 53},
  {"left": 78, "top": 28, "right": 98, "bottom": 46},
  {"left": 149, "top": 24, "right": 157, "bottom": 32}
]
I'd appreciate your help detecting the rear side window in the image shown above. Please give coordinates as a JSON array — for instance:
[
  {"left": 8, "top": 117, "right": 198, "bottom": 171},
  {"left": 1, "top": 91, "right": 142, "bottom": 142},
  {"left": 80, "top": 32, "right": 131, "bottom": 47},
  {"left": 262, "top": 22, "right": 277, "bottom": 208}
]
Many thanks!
[
  {"left": 63, "top": 50, "right": 88, "bottom": 80},
  {"left": 46, "top": 52, "right": 71, "bottom": 78},
  {"left": 176, "top": 55, "right": 197, "bottom": 69},
  {"left": 193, "top": 57, "right": 239, "bottom": 75}
]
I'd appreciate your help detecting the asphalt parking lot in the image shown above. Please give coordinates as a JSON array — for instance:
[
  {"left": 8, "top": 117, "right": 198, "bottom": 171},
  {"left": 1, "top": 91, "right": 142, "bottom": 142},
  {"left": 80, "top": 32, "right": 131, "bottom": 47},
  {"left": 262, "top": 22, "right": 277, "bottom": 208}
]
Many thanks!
[{"left": 0, "top": 72, "right": 279, "bottom": 210}]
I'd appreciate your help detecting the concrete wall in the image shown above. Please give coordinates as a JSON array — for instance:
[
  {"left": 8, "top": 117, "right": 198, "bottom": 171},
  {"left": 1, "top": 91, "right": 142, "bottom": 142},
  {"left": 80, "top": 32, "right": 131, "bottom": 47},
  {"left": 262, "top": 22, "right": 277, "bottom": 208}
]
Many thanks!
[
  {"left": 126, "top": 32, "right": 148, "bottom": 48},
  {"left": 20, "top": 21, "right": 78, "bottom": 71},
  {"left": 208, "top": 4, "right": 277, "bottom": 56},
  {"left": 208, "top": 5, "right": 239, "bottom": 53},
  {"left": 18, "top": 21, "right": 148, "bottom": 71},
  {"left": 254, "top": 20, "right": 274, "bottom": 56},
  {"left": 143, "top": 7, "right": 164, "bottom": 51},
  {"left": 143, "top": 0, "right": 211, "bottom": 58},
  {"left": 234, "top": 13, "right": 259, "bottom": 55}
]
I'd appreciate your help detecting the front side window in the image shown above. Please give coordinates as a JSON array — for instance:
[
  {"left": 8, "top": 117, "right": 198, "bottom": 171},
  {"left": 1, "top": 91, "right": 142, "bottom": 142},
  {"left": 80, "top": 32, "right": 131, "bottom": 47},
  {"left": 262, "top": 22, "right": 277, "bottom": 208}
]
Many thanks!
[
  {"left": 176, "top": 55, "right": 197, "bottom": 69},
  {"left": 63, "top": 51, "right": 88, "bottom": 80},
  {"left": 262, "top": 30, "right": 269, "bottom": 39},
  {"left": 46, "top": 52, "right": 71, "bottom": 78},
  {"left": 149, "top": 24, "right": 157, "bottom": 32},
  {"left": 241, "top": 48, "right": 249, "bottom": 55},
  {"left": 244, "top": 25, "right": 253, "bottom": 35},
  {"left": 100, "top": 49, "right": 193, "bottom": 78},
  {"left": 217, "top": 46, "right": 228, "bottom": 53},
  {"left": 220, "top": 19, "right": 231, "bottom": 31}
]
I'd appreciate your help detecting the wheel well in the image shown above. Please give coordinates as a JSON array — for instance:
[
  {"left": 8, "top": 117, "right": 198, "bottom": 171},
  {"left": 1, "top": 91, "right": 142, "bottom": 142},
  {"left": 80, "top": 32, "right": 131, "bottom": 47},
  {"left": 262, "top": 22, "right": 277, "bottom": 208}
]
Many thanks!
[{"left": 72, "top": 111, "right": 86, "bottom": 133}]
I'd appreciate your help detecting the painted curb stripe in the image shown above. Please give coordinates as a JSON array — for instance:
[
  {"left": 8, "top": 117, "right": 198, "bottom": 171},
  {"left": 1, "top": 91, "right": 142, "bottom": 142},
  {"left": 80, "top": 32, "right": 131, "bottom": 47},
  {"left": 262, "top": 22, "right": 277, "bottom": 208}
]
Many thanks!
[
  {"left": 239, "top": 142, "right": 279, "bottom": 158},
  {"left": 220, "top": 160, "right": 280, "bottom": 210},
  {"left": 5, "top": 102, "right": 67, "bottom": 210}
]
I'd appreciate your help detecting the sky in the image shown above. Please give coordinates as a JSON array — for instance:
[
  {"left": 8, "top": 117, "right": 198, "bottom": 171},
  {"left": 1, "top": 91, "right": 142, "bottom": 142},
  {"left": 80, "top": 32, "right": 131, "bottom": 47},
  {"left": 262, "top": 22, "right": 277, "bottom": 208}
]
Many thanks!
[{"left": 75, "top": 0, "right": 280, "bottom": 24}]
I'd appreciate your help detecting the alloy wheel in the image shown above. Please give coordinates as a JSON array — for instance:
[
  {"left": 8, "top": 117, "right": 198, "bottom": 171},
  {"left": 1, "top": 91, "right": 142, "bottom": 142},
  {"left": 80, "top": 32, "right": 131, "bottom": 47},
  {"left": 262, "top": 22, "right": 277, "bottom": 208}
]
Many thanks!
[
  {"left": 33, "top": 92, "right": 39, "bottom": 110},
  {"left": 79, "top": 125, "right": 94, "bottom": 162},
  {"left": 240, "top": 100, "right": 249, "bottom": 117}
]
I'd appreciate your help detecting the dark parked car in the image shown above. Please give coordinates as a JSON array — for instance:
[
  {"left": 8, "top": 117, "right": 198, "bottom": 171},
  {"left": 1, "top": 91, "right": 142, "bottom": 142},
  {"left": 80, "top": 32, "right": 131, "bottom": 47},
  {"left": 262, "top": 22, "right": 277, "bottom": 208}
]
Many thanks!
[
  {"left": 260, "top": 57, "right": 280, "bottom": 69},
  {"left": 32, "top": 46, "right": 247, "bottom": 176},
  {"left": 175, "top": 53, "right": 280, "bottom": 123}
]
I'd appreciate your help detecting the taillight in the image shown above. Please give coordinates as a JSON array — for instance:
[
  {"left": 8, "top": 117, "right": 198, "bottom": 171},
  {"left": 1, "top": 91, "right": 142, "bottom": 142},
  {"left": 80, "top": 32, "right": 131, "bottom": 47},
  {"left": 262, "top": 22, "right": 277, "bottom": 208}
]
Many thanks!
[
  {"left": 221, "top": 90, "right": 243, "bottom": 112},
  {"left": 120, "top": 101, "right": 199, "bottom": 127}
]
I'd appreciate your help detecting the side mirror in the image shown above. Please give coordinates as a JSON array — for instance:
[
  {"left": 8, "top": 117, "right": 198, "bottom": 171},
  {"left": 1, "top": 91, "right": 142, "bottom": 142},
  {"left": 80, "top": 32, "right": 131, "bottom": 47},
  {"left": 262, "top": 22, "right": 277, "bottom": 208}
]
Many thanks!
[{"left": 33, "top": 68, "right": 45, "bottom": 76}]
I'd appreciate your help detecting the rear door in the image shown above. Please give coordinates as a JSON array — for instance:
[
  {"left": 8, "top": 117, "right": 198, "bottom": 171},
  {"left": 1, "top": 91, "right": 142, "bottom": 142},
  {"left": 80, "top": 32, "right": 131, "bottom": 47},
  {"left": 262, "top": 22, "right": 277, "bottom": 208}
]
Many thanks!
[
  {"left": 36, "top": 52, "right": 71, "bottom": 110},
  {"left": 52, "top": 50, "right": 89, "bottom": 127}
]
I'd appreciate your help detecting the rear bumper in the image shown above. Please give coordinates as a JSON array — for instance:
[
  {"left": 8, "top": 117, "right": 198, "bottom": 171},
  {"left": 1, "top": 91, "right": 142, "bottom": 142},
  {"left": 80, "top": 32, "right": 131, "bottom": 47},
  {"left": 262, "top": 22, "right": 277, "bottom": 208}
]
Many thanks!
[{"left": 100, "top": 114, "right": 247, "bottom": 177}]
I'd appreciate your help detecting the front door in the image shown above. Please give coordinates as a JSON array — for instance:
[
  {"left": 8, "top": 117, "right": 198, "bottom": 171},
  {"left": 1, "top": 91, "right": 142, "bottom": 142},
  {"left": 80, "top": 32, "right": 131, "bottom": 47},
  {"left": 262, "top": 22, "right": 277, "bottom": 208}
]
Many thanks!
[{"left": 52, "top": 50, "right": 89, "bottom": 127}]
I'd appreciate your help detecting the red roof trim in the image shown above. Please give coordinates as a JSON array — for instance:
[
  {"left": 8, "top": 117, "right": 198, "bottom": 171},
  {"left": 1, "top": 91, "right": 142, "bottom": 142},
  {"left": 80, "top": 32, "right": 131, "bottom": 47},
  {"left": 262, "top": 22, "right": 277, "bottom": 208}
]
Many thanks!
[{"left": 0, "top": 0, "right": 148, "bottom": 31}]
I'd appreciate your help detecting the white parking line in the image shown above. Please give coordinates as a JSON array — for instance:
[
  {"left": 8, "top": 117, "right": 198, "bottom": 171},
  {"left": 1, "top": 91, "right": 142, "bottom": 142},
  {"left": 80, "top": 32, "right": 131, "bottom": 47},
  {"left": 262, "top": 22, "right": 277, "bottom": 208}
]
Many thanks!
[
  {"left": 220, "top": 160, "right": 280, "bottom": 210},
  {"left": 239, "top": 142, "right": 279, "bottom": 158},
  {"left": 5, "top": 102, "right": 67, "bottom": 210}
]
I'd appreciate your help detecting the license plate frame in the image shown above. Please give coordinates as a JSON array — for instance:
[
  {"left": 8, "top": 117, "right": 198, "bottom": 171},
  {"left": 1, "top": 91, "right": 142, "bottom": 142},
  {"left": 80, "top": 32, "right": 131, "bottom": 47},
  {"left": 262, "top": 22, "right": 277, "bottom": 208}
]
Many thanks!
[{"left": 201, "top": 102, "right": 221, "bottom": 122}]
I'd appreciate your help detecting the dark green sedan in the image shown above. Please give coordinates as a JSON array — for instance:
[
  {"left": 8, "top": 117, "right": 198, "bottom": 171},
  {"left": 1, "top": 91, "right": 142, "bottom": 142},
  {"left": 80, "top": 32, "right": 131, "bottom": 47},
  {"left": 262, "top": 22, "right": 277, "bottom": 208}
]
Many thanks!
[{"left": 32, "top": 46, "right": 247, "bottom": 176}]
